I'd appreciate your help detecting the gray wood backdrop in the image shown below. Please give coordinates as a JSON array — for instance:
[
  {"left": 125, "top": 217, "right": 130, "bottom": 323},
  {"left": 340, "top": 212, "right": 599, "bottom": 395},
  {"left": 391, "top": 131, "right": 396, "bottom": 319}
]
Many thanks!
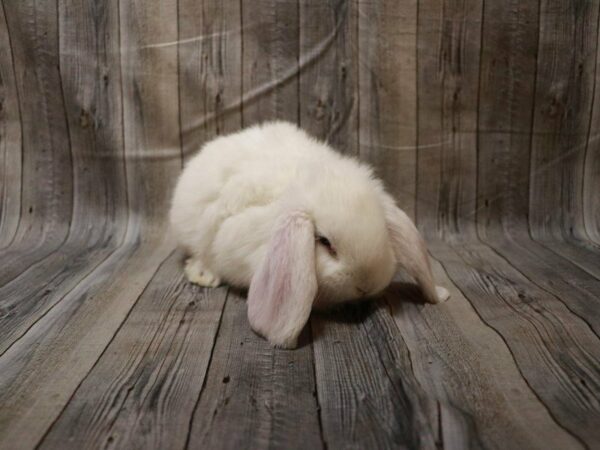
[
  {"left": 1, "top": 0, "right": 600, "bottom": 449},
  {"left": 2, "top": 0, "right": 599, "bottom": 246}
]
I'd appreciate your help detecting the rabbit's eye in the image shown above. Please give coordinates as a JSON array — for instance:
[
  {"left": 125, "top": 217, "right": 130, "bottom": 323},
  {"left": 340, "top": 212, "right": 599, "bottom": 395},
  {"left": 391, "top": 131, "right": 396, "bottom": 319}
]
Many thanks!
[{"left": 316, "top": 235, "right": 337, "bottom": 257}]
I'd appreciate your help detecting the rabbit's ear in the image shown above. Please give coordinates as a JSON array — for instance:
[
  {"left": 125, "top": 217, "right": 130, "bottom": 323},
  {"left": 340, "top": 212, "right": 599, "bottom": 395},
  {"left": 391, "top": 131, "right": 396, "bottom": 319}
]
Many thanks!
[
  {"left": 379, "top": 192, "right": 449, "bottom": 304},
  {"left": 247, "top": 212, "right": 318, "bottom": 348}
]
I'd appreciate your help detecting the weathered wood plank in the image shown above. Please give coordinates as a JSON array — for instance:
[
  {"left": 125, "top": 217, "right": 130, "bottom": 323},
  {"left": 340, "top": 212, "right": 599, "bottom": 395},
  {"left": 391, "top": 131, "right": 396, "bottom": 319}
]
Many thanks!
[
  {"left": 0, "top": 239, "right": 174, "bottom": 450},
  {"left": 1, "top": 0, "right": 128, "bottom": 357},
  {"left": 1, "top": 0, "right": 72, "bottom": 235},
  {"left": 476, "top": 0, "right": 600, "bottom": 338},
  {"left": 583, "top": 23, "right": 600, "bottom": 243},
  {"left": 435, "top": 240, "right": 600, "bottom": 447},
  {"left": 521, "top": 238, "right": 600, "bottom": 280},
  {"left": 311, "top": 303, "right": 439, "bottom": 449},
  {"left": 0, "top": 0, "right": 184, "bottom": 446},
  {"left": 188, "top": 291, "right": 323, "bottom": 449},
  {"left": 416, "top": 0, "right": 482, "bottom": 236},
  {"left": 0, "top": 1, "right": 22, "bottom": 248},
  {"left": 119, "top": 0, "right": 181, "bottom": 222},
  {"left": 58, "top": 0, "right": 127, "bottom": 225},
  {"left": 39, "top": 253, "right": 226, "bottom": 450},
  {"left": 481, "top": 233, "right": 600, "bottom": 336},
  {"left": 178, "top": 0, "right": 242, "bottom": 161},
  {"left": 299, "top": 0, "right": 359, "bottom": 156},
  {"left": 0, "top": 0, "right": 73, "bottom": 283},
  {"left": 529, "top": 0, "right": 600, "bottom": 241},
  {"left": 390, "top": 253, "right": 583, "bottom": 450},
  {"left": 241, "top": 0, "right": 299, "bottom": 126},
  {"left": 0, "top": 241, "right": 126, "bottom": 355},
  {"left": 357, "top": 0, "right": 417, "bottom": 217},
  {"left": 477, "top": 0, "right": 539, "bottom": 234}
]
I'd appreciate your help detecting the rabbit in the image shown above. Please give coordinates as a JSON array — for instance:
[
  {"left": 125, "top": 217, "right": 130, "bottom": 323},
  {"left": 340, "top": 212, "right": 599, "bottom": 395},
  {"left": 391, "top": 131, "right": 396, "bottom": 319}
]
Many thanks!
[{"left": 169, "top": 121, "right": 449, "bottom": 348}]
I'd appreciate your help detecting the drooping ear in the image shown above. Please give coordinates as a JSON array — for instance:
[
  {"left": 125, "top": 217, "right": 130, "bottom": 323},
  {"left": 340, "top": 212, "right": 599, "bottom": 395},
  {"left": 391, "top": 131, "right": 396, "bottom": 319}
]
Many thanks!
[
  {"left": 247, "top": 211, "right": 318, "bottom": 348},
  {"left": 379, "top": 191, "right": 449, "bottom": 304}
]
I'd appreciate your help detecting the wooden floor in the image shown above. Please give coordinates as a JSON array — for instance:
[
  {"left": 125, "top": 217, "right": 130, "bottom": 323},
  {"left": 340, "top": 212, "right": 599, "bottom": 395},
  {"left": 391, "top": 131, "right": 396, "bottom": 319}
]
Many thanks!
[
  {"left": 2, "top": 0, "right": 600, "bottom": 448},
  {"left": 1, "top": 233, "right": 599, "bottom": 450}
]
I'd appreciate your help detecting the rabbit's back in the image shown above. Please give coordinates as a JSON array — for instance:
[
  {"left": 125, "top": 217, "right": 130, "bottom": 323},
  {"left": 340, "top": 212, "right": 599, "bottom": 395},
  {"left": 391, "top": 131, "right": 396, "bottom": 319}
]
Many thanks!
[{"left": 169, "top": 122, "right": 335, "bottom": 276}]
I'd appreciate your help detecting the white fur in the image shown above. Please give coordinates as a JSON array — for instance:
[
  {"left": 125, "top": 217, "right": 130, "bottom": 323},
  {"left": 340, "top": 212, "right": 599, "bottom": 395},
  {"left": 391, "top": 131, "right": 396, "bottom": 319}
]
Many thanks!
[{"left": 169, "top": 121, "right": 448, "bottom": 347}]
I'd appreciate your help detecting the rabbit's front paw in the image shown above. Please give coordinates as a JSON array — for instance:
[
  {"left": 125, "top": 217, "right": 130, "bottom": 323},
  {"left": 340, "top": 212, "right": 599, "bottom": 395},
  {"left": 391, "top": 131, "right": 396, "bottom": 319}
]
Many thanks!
[{"left": 184, "top": 258, "right": 221, "bottom": 288}]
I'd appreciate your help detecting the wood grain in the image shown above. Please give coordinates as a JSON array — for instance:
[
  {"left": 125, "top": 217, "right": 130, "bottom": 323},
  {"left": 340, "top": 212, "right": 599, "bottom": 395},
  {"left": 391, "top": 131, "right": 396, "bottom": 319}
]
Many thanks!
[
  {"left": 483, "top": 234, "right": 600, "bottom": 335},
  {"left": 178, "top": 0, "right": 243, "bottom": 160},
  {"left": 241, "top": 0, "right": 299, "bottom": 127},
  {"left": 0, "top": 1, "right": 182, "bottom": 448},
  {"left": 477, "top": 0, "right": 539, "bottom": 234},
  {"left": 0, "top": 239, "right": 175, "bottom": 450},
  {"left": 0, "top": 1, "right": 22, "bottom": 248},
  {"left": 0, "top": 0, "right": 72, "bottom": 284},
  {"left": 583, "top": 23, "right": 600, "bottom": 243},
  {"left": 0, "top": 1, "right": 599, "bottom": 449},
  {"left": 299, "top": 0, "right": 359, "bottom": 155},
  {"left": 416, "top": 0, "right": 482, "bottom": 236},
  {"left": 188, "top": 291, "right": 323, "bottom": 449},
  {"left": 2, "top": 0, "right": 124, "bottom": 367},
  {"left": 437, "top": 240, "right": 600, "bottom": 447},
  {"left": 358, "top": 0, "right": 417, "bottom": 217},
  {"left": 119, "top": 0, "right": 181, "bottom": 223},
  {"left": 529, "top": 0, "right": 600, "bottom": 242},
  {"left": 311, "top": 303, "right": 439, "bottom": 449},
  {"left": 389, "top": 255, "right": 583, "bottom": 450},
  {"left": 39, "top": 253, "right": 226, "bottom": 450}
]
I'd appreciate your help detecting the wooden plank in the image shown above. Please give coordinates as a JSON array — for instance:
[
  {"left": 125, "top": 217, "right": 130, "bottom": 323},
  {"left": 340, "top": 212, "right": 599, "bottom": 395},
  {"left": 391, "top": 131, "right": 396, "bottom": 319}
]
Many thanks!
[
  {"left": 529, "top": 0, "right": 600, "bottom": 241},
  {"left": 473, "top": 0, "right": 600, "bottom": 333},
  {"left": 357, "top": 0, "right": 417, "bottom": 217},
  {"left": 299, "top": 0, "right": 359, "bottom": 155},
  {"left": 0, "top": 241, "right": 126, "bottom": 355},
  {"left": 477, "top": 0, "right": 600, "bottom": 346},
  {"left": 480, "top": 233, "right": 600, "bottom": 335},
  {"left": 119, "top": 0, "right": 181, "bottom": 222},
  {"left": 1, "top": 0, "right": 128, "bottom": 356},
  {"left": 311, "top": 303, "right": 439, "bottom": 449},
  {"left": 0, "top": 0, "right": 73, "bottom": 284},
  {"left": 0, "top": 1, "right": 22, "bottom": 248},
  {"left": 39, "top": 253, "right": 226, "bottom": 450},
  {"left": 0, "top": 238, "right": 174, "bottom": 450},
  {"left": 583, "top": 21, "right": 600, "bottom": 243},
  {"left": 241, "top": 0, "right": 299, "bottom": 126},
  {"left": 416, "top": 0, "right": 482, "bottom": 236},
  {"left": 477, "top": 0, "right": 540, "bottom": 234},
  {"left": 188, "top": 291, "right": 323, "bottom": 449},
  {"left": 178, "top": 0, "right": 242, "bottom": 161},
  {"left": 58, "top": 0, "right": 127, "bottom": 226},
  {"left": 390, "top": 252, "right": 583, "bottom": 450},
  {"left": 0, "top": 0, "right": 184, "bottom": 446},
  {"left": 524, "top": 239, "right": 600, "bottom": 280},
  {"left": 1, "top": 0, "right": 72, "bottom": 235},
  {"left": 435, "top": 240, "right": 600, "bottom": 447}
]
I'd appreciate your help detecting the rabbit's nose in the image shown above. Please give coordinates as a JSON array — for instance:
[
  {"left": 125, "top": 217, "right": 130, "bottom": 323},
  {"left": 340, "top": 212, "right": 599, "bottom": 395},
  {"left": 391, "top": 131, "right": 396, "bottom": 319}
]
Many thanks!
[{"left": 357, "top": 287, "right": 367, "bottom": 296}]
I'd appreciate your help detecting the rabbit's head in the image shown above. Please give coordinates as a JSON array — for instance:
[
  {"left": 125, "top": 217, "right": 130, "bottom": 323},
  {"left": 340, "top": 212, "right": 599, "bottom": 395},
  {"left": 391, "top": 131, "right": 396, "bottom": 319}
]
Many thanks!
[
  {"left": 301, "top": 168, "right": 397, "bottom": 307},
  {"left": 247, "top": 160, "right": 446, "bottom": 348}
]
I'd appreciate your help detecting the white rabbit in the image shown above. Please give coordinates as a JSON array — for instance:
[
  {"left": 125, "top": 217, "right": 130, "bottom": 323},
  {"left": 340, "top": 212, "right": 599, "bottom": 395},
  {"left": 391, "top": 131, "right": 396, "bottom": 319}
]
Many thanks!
[{"left": 169, "top": 121, "right": 449, "bottom": 348}]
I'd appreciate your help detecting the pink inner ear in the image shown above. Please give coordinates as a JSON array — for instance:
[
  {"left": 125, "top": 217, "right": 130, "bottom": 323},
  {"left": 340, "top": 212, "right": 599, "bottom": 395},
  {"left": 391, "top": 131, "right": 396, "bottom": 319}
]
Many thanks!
[
  {"left": 247, "top": 212, "right": 318, "bottom": 348},
  {"left": 249, "top": 230, "right": 292, "bottom": 324}
]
